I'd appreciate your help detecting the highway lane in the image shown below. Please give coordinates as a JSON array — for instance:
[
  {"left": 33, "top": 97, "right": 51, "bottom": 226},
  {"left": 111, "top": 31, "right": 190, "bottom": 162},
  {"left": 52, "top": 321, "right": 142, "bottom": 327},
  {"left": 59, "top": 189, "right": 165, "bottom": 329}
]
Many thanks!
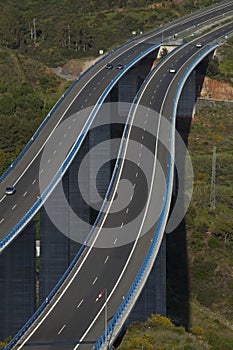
[
  {"left": 1, "top": 0, "right": 233, "bottom": 251},
  {"left": 13, "top": 21, "right": 233, "bottom": 350}
]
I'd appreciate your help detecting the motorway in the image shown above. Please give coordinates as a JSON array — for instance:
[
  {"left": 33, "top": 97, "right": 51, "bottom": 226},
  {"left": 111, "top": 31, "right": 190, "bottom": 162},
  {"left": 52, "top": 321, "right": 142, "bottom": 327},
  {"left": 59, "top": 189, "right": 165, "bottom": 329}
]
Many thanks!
[
  {"left": 11, "top": 19, "right": 233, "bottom": 350},
  {"left": 0, "top": 0, "right": 233, "bottom": 252}
]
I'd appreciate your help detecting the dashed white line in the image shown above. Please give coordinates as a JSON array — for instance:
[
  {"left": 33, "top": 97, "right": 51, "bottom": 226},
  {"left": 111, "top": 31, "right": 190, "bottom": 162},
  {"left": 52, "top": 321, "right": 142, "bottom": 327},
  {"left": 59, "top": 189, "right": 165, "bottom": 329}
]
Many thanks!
[
  {"left": 130, "top": 194, "right": 133, "bottom": 201},
  {"left": 23, "top": 191, "right": 27, "bottom": 197},
  {"left": 92, "top": 277, "right": 98, "bottom": 285},
  {"left": 85, "top": 99, "right": 88, "bottom": 102},
  {"left": 32, "top": 179, "right": 36, "bottom": 185},
  {"left": 140, "top": 144, "right": 143, "bottom": 148},
  {"left": 68, "top": 125, "right": 71, "bottom": 130},
  {"left": 53, "top": 150, "right": 57, "bottom": 155},
  {"left": 139, "top": 153, "right": 141, "bottom": 158},
  {"left": 104, "top": 256, "right": 109, "bottom": 264},
  {"left": 58, "top": 324, "right": 66, "bottom": 335},
  {"left": 64, "top": 133, "right": 67, "bottom": 138},
  {"left": 133, "top": 183, "right": 136, "bottom": 189},
  {"left": 137, "top": 161, "right": 140, "bottom": 166},
  {"left": 136, "top": 172, "right": 138, "bottom": 178},
  {"left": 59, "top": 141, "right": 62, "bottom": 146},
  {"left": 73, "top": 118, "right": 76, "bottom": 122},
  {"left": 113, "top": 238, "right": 118, "bottom": 245},
  {"left": 0, "top": 218, "right": 4, "bottom": 224},
  {"left": 47, "top": 159, "right": 51, "bottom": 164},
  {"left": 40, "top": 169, "right": 44, "bottom": 174},
  {"left": 77, "top": 299, "right": 84, "bottom": 308},
  {"left": 141, "top": 135, "right": 144, "bottom": 140},
  {"left": 120, "top": 222, "right": 124, "bottom": 228},
  {"left": 12, "top": 204, "right": 17, "bottom": 210},
  {"left": 126, "top": 208, "right": 129, "bottom": 214}
]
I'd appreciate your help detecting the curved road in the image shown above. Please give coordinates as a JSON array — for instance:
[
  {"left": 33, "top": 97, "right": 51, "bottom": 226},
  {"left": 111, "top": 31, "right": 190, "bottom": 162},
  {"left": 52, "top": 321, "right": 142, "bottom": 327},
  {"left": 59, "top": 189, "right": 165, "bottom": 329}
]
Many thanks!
[
  {"left": 0, "top": 0, "right": 233, "bottom": 253},
  {"left": 11, "top": 19, "right": 233, "bottom": 350}
]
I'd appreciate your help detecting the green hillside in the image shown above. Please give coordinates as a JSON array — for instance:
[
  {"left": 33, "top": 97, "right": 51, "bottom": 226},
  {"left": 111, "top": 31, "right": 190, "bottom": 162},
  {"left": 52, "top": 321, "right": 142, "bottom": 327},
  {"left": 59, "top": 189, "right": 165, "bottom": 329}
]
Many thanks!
[{"left": 0, "top": 1, "right": 233, "bottom": 349}]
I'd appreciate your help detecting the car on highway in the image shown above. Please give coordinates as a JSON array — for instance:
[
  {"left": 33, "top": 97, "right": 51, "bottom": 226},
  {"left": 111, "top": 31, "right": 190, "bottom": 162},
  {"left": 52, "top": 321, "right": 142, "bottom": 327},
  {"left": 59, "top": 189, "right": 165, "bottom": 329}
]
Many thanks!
[
  {"left": 117, "top": 63, "right": 124, "bottom": 70},
  {"left": 5, "top": 186, "right": 16, "bottom": 195},
  {"left": 105, "top": 63, "right": 113, "bottom": 69},
  {"left": 196, "top": 43, "right": 202, "bottom": 47},
  {"left": 169, "top": 67, "right": 176, "bottom": 73}
]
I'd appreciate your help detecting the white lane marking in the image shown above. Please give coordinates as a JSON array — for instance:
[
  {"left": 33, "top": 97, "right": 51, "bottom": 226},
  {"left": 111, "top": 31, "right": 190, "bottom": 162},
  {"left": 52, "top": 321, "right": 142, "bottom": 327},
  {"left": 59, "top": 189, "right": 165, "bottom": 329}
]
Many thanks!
[
  {"left": 0, "top": 218, "right": 4, "bottom": 224},
  {"left": 64, "top": 133, "right": 67, "bottom": 138},
  {"left": 40, "top": 169, "right": 44, "bottom": 174},
  {"left": 12, "top": 204, "right": 17, "bottom": 210},
  {"left": 0, "top": 195, "right": 6, "bottom": 203},
  {"left": 16, "top": 9, "right": 227, "bottom": 347},
  {"left": 137, "top": 161, "right": 140, "bottom": 166},
  {"left": 136, "top": 172, "right": 138, "bottom": 178},
  {"left": 68, "top": 125, "right": 71, "bottom": 130},
  {"left": 73, "top": 118, "right": 76, "bottom": 122},
  {"left": 77, "top": 299, "right": 84, "bottom": 308},
  {"left": 92, "top": 277, "right": 98, "bottom": 285},
  {"left": 23, "top": 192, "right": 28, "bottom": 197},
  {"left": 140, "top": 144, "right": 143, "bottom": 148},
  {"left": 113, "top": 238, "right": 118, "bottom": 245},
  {"left": 139, "top": 153, "right": 141, "bottom": 158},
  {"left": 47, "top": 159, "right": 51, "bottom": 164},
  {"left": 58, "top": 324, "right": 66, "bottom": 335},
  {"left": 81, "top": 105, "right": 84, "bottom": 109},
  {"left": 126, "top": 208, "right": 129, "bottom": 214},
  {"left": 130, "top": 195, "right": 133, "bottom": 201},
  {"left": 133, "top": 183, "right": 136, "bottom": 189},
  {"left": 93, "top": 87, "right": 96, "bottom": 90},
  {"left": 32, "top": 179, "right": 36, "bottom": 185},
  {"left": 11, "top": 2, "right": 228, "bottom": 199},
  {"left": 104, "top": 256, "right": 109, "bottom": 264},
  {"left": 85, "top": 99, "right": 88, "bottom": 102},
  {"left": 59, "top": 141, "right": 62, "bottom": 146},
  {"left": 120, "top": 222, "right": 124, "bottom": 228},
  {"left": 144, "top": 119, "right": 147, "bottom": 125},
  {"left": 53, "top": 150, "right": 57, "bottom": 155},
  {"left": 89, "top": 92, "right": 92, "bottom": 96},
  {"left": 141, "top": 135, "right": 144, "bottom": 140}
]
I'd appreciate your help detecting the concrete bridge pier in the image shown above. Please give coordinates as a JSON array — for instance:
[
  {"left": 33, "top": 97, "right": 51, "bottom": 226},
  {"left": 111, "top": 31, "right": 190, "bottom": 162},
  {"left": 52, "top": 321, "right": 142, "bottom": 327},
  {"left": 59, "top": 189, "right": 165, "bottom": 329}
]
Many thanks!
[{"left": 0, "top": 222, "right": 36, "bottom": 341}]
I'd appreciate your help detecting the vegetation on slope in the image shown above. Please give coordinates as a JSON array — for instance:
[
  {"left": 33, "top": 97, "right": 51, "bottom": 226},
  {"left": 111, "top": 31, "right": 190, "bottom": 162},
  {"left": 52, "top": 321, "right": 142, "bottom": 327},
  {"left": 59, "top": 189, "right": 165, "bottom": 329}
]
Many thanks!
[
  {"left": 0, "top": 0, "right": 232, "bottom": 348},
  {"left": 0, "top": 0, "right": 222, "bottom": 66}
]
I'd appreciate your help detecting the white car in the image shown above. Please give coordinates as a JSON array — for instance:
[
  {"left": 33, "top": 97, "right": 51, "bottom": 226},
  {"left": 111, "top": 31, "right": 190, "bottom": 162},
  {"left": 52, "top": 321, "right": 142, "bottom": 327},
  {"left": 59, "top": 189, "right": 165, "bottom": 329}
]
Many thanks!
[
  {"left": 196, "top": 43, "right": 202, "bottom": 48},
  {"left": 5, "top": 186, "right": 16, "bottom": 195},
  {"left": 169, "top": 68, "right": 176, "bottom": 73}
]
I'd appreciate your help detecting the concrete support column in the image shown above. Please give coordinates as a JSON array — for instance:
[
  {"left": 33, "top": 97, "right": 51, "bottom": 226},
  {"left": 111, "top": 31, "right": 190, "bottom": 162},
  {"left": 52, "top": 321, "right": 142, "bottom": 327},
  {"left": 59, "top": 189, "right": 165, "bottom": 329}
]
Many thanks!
[{"left": 0, "top": 222, "right": 36, "bottom": 340}]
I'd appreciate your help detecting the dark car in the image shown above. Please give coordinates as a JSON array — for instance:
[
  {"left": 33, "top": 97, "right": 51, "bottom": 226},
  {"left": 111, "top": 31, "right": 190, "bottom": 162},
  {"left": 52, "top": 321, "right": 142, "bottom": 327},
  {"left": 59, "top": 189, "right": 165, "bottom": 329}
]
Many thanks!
[
  {"left": 5, "top": 186, "right": 16, "bottom": 195},
  {"left": 105, "top": 63, "right": 113, "bottom": 69},
  {"left": 117, "top": 63, "right": 124, "bottom": 70}
]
